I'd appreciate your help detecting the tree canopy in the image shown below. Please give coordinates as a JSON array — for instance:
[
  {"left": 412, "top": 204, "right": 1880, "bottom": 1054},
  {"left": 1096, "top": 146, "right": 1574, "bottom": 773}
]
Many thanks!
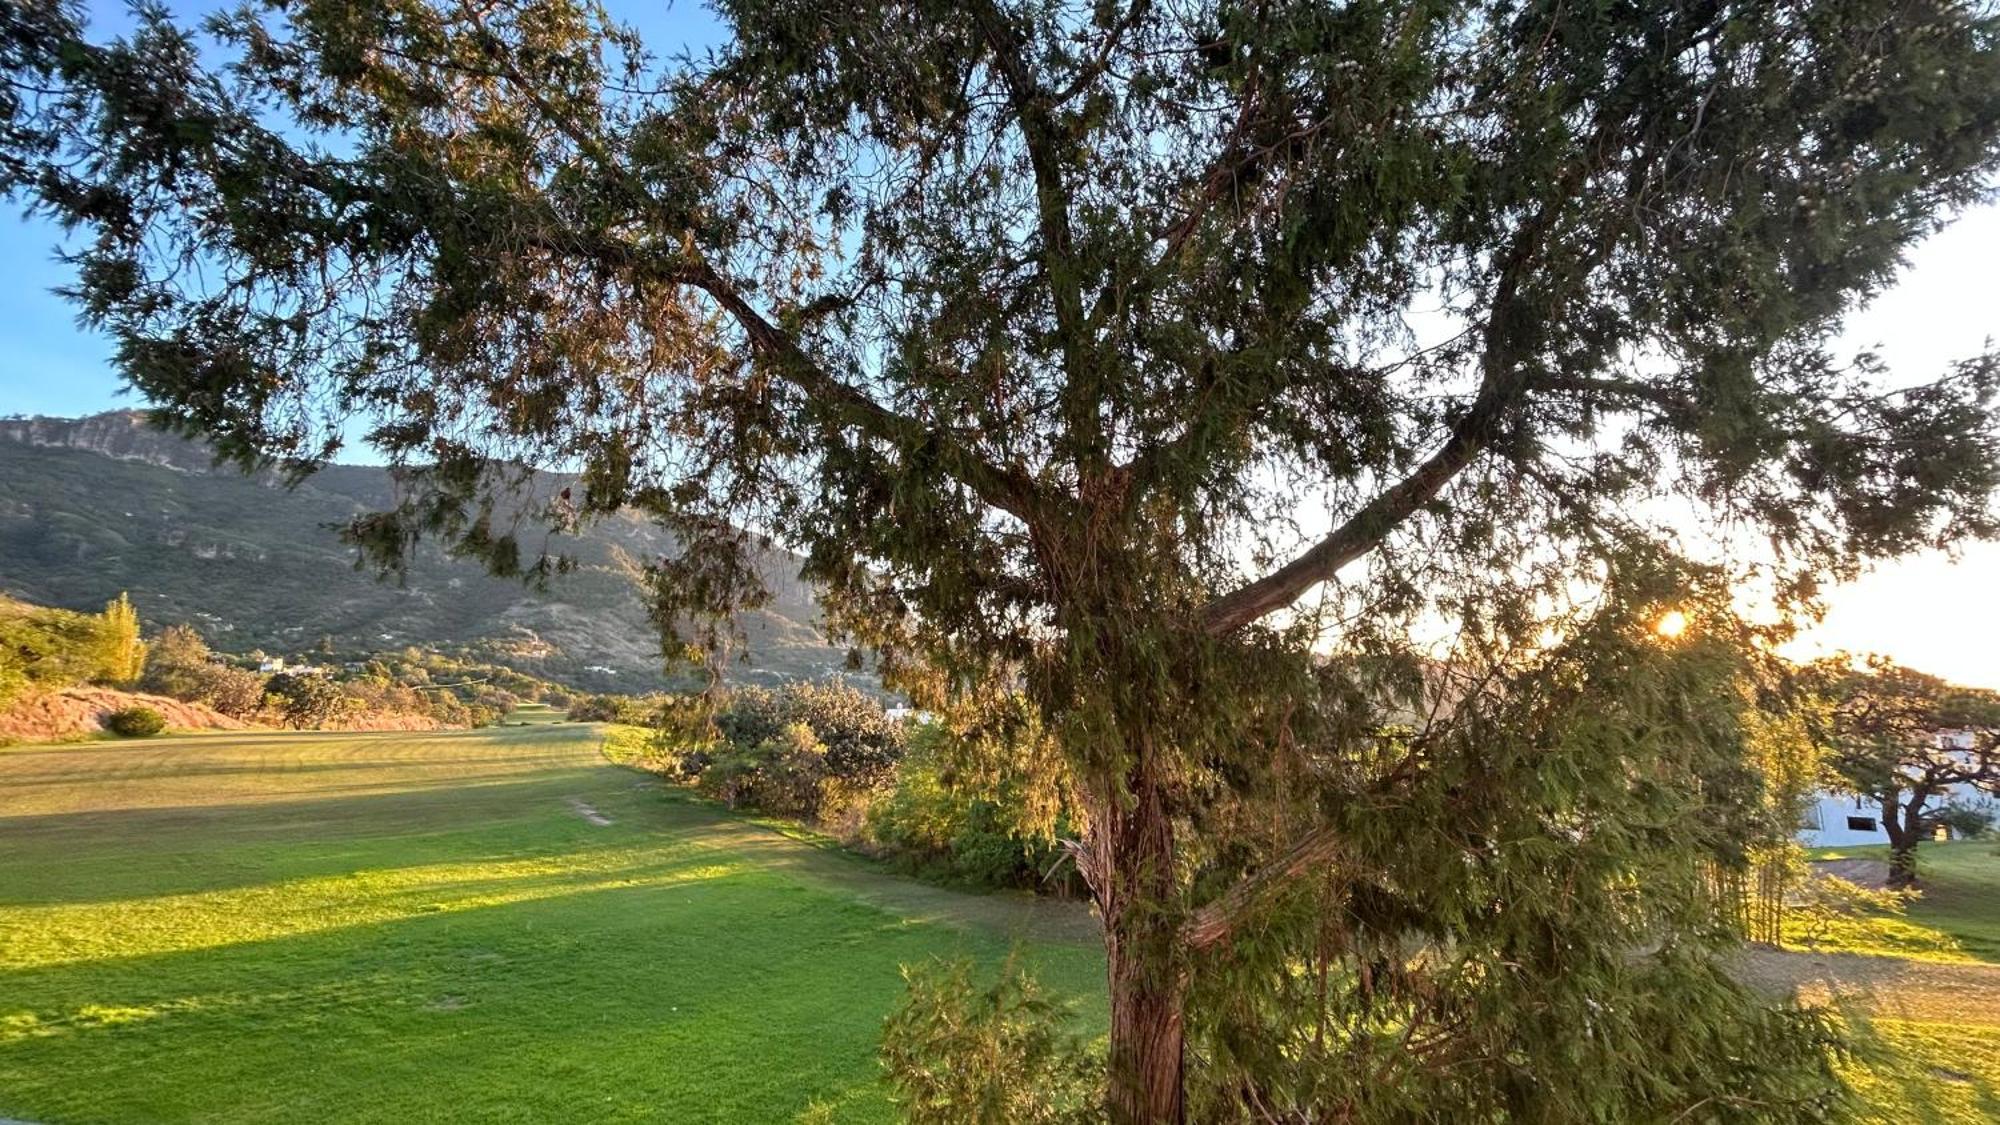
[
  {"left": 6, "top": 0, "right": 2000, "bottom": 1118},
  {"left": 1813, "top": 656, "right": 2000, "bottom": 884}
]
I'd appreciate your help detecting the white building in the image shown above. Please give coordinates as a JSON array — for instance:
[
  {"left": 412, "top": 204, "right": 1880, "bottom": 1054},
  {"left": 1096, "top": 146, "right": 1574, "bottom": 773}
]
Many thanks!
[{"left": 1796, "top": 730, "right": 1998, "bottom": 848}]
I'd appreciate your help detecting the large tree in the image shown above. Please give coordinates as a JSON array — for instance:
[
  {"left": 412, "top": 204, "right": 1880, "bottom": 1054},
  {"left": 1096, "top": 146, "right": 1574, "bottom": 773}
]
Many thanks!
[
  {"left": 1814, "top": 657, "right": 2000, "bottom": 887},
  {"left": 6, "top": 0, "right": 2000, "bottom": 1117}
]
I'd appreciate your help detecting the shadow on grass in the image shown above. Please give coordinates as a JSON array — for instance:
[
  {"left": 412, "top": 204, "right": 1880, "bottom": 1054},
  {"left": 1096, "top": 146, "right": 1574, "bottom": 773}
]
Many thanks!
[{"left": 0, "top": 856, "right": 1103, "bottom": 1125}]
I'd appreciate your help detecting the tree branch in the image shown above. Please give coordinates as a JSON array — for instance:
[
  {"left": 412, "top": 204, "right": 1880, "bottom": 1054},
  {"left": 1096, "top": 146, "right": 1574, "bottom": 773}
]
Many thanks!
[
  {"left": 965, "top": 0, "right": 1098, "bottom": 460},
  {"left": 1197, "top": 140, "right": 1613, "bottom": 635},
  {"left": 1183, "top": 822, "right": 1348, "bottom": 950},
  {"left": 457, "top": 6, "right": 1043, "bottom": 527},
  {"left": 681, "top": 260, "right": 1042, "bottom": 524}
]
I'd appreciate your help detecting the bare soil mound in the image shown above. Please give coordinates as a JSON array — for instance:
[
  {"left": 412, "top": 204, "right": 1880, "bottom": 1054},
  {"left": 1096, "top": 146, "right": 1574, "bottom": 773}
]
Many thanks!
[{"left": 0, "top": 686, "right": 248, "bottom": 744}]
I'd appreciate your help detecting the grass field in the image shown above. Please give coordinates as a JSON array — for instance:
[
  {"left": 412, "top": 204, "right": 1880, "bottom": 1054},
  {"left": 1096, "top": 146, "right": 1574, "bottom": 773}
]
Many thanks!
[
  {"left": 5, "top": 725, "right": 1997, "bottom": 1122},
  {"left": 1750, "top": 841, "right": 2000, "bottom": 1122},
  {"left": 1798, "top": 841, "right": 2000, "bottom": 964},
  {"left": 0, "top": 725, "right": 1101, "bottom": 1123}
]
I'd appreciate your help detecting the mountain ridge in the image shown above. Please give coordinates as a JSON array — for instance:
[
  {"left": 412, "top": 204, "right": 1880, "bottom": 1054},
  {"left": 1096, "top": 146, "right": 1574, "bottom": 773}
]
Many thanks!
[{"left": 0, "top": 410, "right": 845, "bottom": 690}]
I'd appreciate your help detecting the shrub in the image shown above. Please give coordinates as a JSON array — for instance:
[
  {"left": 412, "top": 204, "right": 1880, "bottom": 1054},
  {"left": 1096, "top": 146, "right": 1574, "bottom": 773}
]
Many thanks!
[
  {"left": 566, "top": 693, "right": 625, "bottom": 722},
  {"left": 138, "top": 627, "right": 266, "bottom": 718},
  {"left": 866, "top": 723, "right": 1079, "bottom": 892},
  {"left": 1937, "top": 803, "right": 1995, "bottom": 840},
  {"left": 881, "top": 957, "right": 1099, "bottom": 1125},
  {"left": 103, "top": 705, "right": 166, "bottom": 737},
  {"left": 718, "top": 681, "right": 905, "bottom": 788},
  {"left": 201, "top": 666, "right": 269, "bottom": 719},
  {"left": 264, "top": 672, "right": 344, "bottom": 730},
  {"left": 1, "top": 595, "right": 138, "bottom": 707},
  {"left": 699, "top": 722, "right": 831, "bottom": 818}
]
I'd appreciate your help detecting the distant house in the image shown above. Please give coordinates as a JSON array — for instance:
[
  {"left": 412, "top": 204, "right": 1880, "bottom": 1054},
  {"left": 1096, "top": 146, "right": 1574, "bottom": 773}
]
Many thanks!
[
  {"left": 257, "top": 656, "right": 286, "bottom": 674},
  {"left": 1797, "top": 729, "right": 2000, "bottom": 848}
]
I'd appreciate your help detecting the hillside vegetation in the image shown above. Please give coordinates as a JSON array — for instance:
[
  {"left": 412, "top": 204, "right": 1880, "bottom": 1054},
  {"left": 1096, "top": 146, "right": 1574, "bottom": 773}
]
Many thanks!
[{"left": 0, "top": 411, "right": 845, "bottom": 689}]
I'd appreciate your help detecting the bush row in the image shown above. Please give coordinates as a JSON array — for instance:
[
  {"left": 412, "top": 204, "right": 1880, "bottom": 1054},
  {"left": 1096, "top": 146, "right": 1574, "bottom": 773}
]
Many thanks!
[{"left": 604, "top": 682, "right": 1081, "bottom": 895}]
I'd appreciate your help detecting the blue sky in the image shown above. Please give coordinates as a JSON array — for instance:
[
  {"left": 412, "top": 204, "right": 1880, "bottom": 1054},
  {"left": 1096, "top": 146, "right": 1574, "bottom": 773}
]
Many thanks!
[{"left": 1, "top": 3, "right": 1997, "bottom": 686}]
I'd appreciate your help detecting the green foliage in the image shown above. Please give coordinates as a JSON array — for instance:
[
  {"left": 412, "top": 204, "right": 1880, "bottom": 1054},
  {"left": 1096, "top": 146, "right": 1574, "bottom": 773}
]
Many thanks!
[
  {"left": 263, "top": 672, "right": 343, "bottom": 730},
  {"left": 718, "top": 682, "right": 907, "bottom": 789},
  {"left": 700, "top": 721, "right": 831, "bottom": 819},
  {"left": 1175, "top": 585, "right": 1859, "bottom": 1120},
  {"left": 866, "top": 723, "right": 1078, "bottom": 893},
  {"left": 566, "top": 693, "right": 633, "bottom": 723},
  {"left": 1936, "top": 803, "right": 1995, "bottom": 839},
  {"left": 102, "top": 705, "right": 165, "bottom": 738},
  {"left": 882, "top": 957, "right": 1100, "bottom": 1125},
  {"left": 95, "top": 593, "right": 145, "bottom": 685},
  {"left": 0, "top": 594, "right": 151, "bottom": 709},
  {"left": 682, "top": 683, "right": 908, "bottom": 821}
]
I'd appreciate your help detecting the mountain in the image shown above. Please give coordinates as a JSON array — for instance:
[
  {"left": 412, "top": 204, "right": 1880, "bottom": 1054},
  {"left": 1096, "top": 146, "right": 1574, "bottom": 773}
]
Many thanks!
[{"left": 0, "top": 411, "right": 848, "bottom": 690}]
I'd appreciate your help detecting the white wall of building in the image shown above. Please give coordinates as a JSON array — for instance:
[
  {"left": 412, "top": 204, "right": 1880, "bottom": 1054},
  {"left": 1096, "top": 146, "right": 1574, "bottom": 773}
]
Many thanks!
[
  {"left": 1797, "top": 791, "right": 1892, "bottom": 848},
  {"left": 1797, "top": 782, "right": 1999, "bottom": 848}
]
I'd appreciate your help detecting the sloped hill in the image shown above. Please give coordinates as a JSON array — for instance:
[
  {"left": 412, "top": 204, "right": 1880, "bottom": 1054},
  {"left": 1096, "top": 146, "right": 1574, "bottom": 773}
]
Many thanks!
[
  {"left": 0, "top": 686, "right": 247, "bottom": 744},
  {"left": 0, "top": 411, "right": 846, "bottom": 689}
]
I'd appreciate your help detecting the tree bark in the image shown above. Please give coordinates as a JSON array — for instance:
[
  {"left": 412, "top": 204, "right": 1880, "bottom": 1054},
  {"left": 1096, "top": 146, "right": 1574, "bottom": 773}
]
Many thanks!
[
  {"left": 1099, "top": 756, "right": 1188, "bottom": 1124},
  {"left": 1883, "top": 795, "right": 1919, "bottom": 889}
]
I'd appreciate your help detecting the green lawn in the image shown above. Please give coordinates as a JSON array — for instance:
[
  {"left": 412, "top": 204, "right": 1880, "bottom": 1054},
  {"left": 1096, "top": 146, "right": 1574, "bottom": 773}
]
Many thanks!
[
  {"left": 503, "top": 702, "right": 570, "bottom": 725},
  {"left": 6, "top": 726, "right": 1994, "bottom": 1123},
  {"left": 1763, "top": 841, "right": 2000, "bottom": 1122},
  {"left": 0, "top": 725, "right": 1102, "bottom": 1123},
  {"left": 1798, "top": 841, "right": 2000, "bottom": 964}
]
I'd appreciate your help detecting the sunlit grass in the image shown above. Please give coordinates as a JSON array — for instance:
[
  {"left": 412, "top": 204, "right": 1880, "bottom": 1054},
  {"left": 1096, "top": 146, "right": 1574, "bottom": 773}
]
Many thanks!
[
  {"left": 1842, "top": 1020, "right": 2000, "bottom": 1124},
  {"left": 1798, "top": 841, "right": 2000, "bottom": 964},
  {"left": 0, "top": 725, "right": 1101, "bottom": 1123}
]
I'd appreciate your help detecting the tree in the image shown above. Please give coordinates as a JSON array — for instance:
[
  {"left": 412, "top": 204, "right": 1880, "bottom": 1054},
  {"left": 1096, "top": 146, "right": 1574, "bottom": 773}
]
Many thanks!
[
  {"left": 1812, "top": 657, "right": 2000, "bottom": 887},
  {"left": 139, "top": 623, "right": 212, "bottom": 697},
  {"left": 264, "top": 671, "right": 344, "bottom": 730},
  {"left": 141, "top": 623, "right": 270, "bottom": 718},
  {"left": 6, "top": 0, "right": 2000, "bottom": 1117},
  {"left": 95, "top": 593, "right": 146, "bottom": 686}
]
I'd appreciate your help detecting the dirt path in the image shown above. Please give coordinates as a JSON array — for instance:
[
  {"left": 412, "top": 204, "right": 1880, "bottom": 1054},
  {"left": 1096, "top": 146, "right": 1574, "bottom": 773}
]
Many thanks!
[
  {"left": 1811, "top": 857, "right": 1894, "bottom": 890},
  {"left": 1738, "top": 947, "right": 2000, "bottom": 1025}
]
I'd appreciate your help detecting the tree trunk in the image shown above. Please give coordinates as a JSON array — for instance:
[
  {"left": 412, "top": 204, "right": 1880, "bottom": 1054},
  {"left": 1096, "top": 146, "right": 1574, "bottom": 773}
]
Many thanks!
[
  {"left": 1099, "top": 756, "right": 1188, "bottom": 1124},
  {"left": 1106, "top": 935, "right": 1187, "bottom": 1124},
  {"left": 1883, "top": 796, "right": 1919, "bottom": 889}
]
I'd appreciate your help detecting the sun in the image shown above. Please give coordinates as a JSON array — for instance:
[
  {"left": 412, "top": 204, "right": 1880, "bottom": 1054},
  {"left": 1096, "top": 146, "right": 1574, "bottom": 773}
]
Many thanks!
[{"left": 1656, "top": 610, "right": 1689, "bottom": 639}]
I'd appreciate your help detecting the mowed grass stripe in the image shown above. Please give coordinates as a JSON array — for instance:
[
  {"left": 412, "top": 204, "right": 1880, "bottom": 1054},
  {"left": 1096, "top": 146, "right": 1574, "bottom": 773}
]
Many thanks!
[{"left": 0, "top": 725, "right": 1103, "bottom": 1123}]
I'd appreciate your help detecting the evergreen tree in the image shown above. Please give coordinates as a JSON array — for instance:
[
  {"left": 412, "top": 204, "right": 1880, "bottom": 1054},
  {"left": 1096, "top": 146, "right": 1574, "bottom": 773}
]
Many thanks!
[
  {"left": 96, "top": 593, "right": 146, "bottom": 686},
  {"left": 6, "top": 1, "right": 2000, "bottom": 1117}
]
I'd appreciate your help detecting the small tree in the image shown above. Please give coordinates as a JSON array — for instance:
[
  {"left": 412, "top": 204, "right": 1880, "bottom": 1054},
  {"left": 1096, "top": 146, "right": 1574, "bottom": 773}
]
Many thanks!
[
  {"left": 140, "top": 624, "right": 268, "bottom": 718},
  {"left": 1812, "top": 657, "right": 2000, "bottom": 887},
  {"left": 139, "top": 623, "right": 212, "bottom": 698},
  {"left": 95, "top": 593, "right": 146, "bottom": 686},
  {"left": 264, "top": 672, "right": 344, "bottom": 730}
]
